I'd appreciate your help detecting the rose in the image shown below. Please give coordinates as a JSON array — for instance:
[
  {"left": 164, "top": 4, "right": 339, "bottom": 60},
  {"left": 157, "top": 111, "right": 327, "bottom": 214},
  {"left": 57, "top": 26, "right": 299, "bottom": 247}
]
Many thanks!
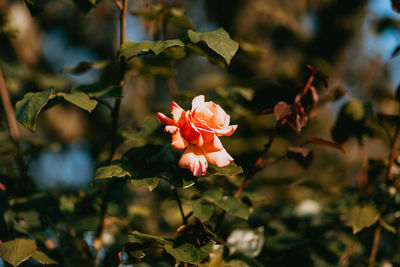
[{"left": 157, "top": 95, "right": 237, "bottom": 176}]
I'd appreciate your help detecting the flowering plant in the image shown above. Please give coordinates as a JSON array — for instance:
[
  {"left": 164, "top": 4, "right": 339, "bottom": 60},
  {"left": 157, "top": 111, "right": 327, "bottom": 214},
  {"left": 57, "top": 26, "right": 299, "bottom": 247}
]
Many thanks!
[{"left": 157, "top": 95, "right": 237, "bottom": 176}]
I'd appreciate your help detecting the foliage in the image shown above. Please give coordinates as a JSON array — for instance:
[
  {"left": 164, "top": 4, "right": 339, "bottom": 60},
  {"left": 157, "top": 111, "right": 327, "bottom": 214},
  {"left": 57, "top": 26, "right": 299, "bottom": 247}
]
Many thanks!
[{"left": 2, "top": 0, "right": 400, "bottom": 266}]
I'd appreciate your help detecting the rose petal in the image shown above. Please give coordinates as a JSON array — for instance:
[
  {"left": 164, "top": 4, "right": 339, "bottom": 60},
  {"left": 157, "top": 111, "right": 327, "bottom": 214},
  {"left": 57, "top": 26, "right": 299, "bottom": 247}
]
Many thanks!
[
  {"left": 181, "top": 119, "right": 204, "bottom": 146},
  {"left": 171, "top": 130, "right": 189, "bottom": 149},
  {"left": 157, "top": 112, "right": 175, "bottom": 125},
  {"left": 201, "top": 137, "right": 234, "bottom": 167},
  {"left": 165, "top": 125, "right": 178, "bottom": 134},
  {"left": 191, "top": 95, "right": 205, "bottom": 110},
  {"left": 202, "top": 147, "right": 234, "bottom": 167},
  {"left": 171, "top": 101, "right": 186, "bottom": 125},
  {"left": 179, "top": 145, "right": 208, "bottom": 176},
  {"left": 214, "top": 125, "right": 237, "bottom": 136}
]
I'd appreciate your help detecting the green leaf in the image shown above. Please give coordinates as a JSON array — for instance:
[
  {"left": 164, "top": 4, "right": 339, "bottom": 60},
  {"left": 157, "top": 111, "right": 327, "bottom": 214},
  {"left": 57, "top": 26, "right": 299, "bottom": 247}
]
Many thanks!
[
  {"left": 23, "top": 0, "right": 48, "bottom": 16},
  {"left": 57, "top": 92, "right": 97, "bottom": 112},
  {"left": 130, "top": 177, "right": 160, "bottom": 191},
  {"left": 341, "top": 205, "right": 380, "bottom": 234},
  {"left": 188, "top": 28, "right": 239, "bottom": 65},
  {"left": 120, "top": 39, "right": 185, "bottom": 57},
  {"left": 197, "top": 241, "right": 215, "bottom": 260},
  {"left": 207, "top": 162, "right": 243, "bottom": 176},
  {"left": 192, "top": 199, "right": 214, "bottom": 221},
  {"left": 215, "top": 197, "right": 250, "bottom": 219},
  {"left": 164, "top": 243, "right": 198, "bottom": 264},
  {"left": 73, "top": 84, "right": 122, "bottom": 98},
  {"left": 203, "top": 188, "right": 223, "bottom": 202},
  {"left": 31, "top": 251, "right": 58, "bottom": 265},
  {"left": 15, "top": 87, "right": 55, "bottom": 132},
  {"left": 128, "top": 230, "right": 171, "bottom": 245},
  {"left": 186, "top": 43, "right": 227, "bottom": 68},
  {"left": 62, "top": 60, "right": 109, "bottom": 75},
  {"left": 94, "top": 164, "right": 132, "bottom": 180},
  {"left": 0, "top": 238, "right": 37, "bottom": 266}
]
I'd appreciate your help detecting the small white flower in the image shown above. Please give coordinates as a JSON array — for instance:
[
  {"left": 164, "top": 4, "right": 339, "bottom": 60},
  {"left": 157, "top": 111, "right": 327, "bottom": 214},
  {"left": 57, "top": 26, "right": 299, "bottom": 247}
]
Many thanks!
[{"left": 294, "top": 199, "right": 321, "bottom": 217}]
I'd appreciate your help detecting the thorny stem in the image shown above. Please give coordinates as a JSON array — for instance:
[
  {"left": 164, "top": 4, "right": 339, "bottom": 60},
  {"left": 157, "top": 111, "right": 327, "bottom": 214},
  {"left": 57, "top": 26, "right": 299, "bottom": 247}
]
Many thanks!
[
  {"left": 369, "top": 223, "right": 382, "bottom": 267},
  {"left": 94, "top": 0, "right": 128, "bottom": 264},
  {"left": 173, "top": 188, "right": 187, "bottom": 225}
]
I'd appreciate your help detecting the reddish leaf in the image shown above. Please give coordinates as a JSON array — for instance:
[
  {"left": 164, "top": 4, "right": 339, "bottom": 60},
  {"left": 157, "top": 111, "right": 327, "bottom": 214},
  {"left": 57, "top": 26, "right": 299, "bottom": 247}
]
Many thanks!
[
  {"left": 273, "top": 102, "right": 292, "bottom": 120},
  {"left": 306, "top": 137, "right": 346, "bottom": 153},
  {"left": 0, "top": 182, "right": 5, "bottom": 192},
  {"left": 309, "top": 86, "right": 319, "bottom": 105}
]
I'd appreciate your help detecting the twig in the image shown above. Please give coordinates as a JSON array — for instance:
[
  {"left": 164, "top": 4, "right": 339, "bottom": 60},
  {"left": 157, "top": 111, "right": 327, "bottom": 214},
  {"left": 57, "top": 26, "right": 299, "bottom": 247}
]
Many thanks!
[
  {"left": 368, "top": 223, "right": 382, "bottom": 267},
  {"left": 173, "top": 188, "right": 187, "bottom": 225}
]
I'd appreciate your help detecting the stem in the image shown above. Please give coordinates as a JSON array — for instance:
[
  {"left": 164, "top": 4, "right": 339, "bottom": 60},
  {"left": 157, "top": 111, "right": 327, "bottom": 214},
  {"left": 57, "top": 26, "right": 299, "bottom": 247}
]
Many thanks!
[
  {"left": 300, "top": 70, "right": 316, "bottom": 97},
  {"left": 173, "top": 188, "right": 187, "bottom": 225},
  {"left": 368, "top": 223, "right": 382, "bottom": 267},
  {"left": 94, "top": 0, "right": 128, "bottom": 263}
]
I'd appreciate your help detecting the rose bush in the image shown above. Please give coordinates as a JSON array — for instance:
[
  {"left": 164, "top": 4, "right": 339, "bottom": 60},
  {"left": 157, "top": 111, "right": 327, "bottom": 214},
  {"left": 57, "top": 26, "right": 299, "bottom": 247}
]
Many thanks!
[{"left": 157, "top": 95, "right": 237, "bottom": 176}]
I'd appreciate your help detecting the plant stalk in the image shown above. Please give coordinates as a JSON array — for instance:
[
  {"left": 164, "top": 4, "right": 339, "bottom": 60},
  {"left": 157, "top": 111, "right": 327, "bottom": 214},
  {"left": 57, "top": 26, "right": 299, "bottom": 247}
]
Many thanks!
[{"left": 173, "top": 188, "right": 187, "bottom": 225}]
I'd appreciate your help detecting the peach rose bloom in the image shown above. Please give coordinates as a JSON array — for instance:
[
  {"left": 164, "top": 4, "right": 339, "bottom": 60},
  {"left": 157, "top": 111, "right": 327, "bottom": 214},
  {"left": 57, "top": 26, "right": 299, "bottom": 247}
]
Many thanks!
[{"left": 157, "top": 95, "right": 237, "bottom": 176}]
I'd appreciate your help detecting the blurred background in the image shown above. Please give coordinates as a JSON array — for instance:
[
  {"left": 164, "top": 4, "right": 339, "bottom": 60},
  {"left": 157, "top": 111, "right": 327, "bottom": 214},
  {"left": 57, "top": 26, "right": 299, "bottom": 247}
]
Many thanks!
[{"left": 1, "top": 0, "right": 400, "bottom": 266}]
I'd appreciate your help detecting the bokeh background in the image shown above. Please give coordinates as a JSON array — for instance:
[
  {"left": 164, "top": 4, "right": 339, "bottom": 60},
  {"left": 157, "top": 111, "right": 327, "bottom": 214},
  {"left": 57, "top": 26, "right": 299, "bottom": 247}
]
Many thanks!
[{"left": 1, "top": 0, "right": 400, "bottom": 266}]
